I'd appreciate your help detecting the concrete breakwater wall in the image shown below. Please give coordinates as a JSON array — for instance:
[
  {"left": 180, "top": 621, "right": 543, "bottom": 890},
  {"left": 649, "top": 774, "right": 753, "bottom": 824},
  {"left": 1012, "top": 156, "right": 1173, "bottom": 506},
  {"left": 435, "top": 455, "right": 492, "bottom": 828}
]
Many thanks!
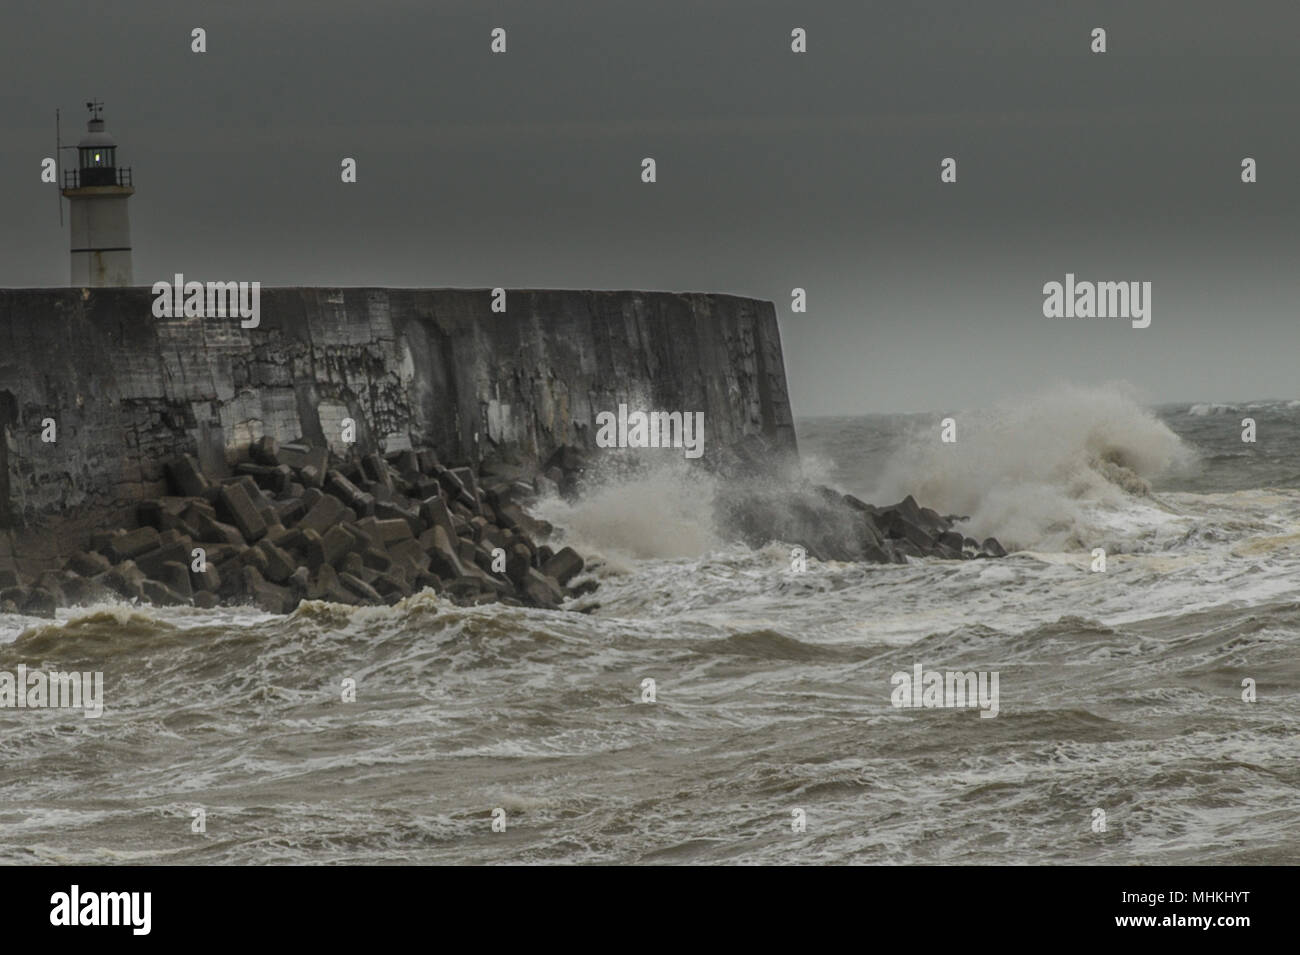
[{"left": 0, "top": 287, "right": 796, "bottom": 571}]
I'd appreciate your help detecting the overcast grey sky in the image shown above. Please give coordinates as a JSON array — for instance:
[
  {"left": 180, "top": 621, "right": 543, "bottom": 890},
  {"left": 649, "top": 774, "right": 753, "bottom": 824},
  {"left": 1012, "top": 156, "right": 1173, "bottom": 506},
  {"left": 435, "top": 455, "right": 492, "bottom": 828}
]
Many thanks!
[{"left": 2, "top": 1, "right": 1297, "bottom": 414}]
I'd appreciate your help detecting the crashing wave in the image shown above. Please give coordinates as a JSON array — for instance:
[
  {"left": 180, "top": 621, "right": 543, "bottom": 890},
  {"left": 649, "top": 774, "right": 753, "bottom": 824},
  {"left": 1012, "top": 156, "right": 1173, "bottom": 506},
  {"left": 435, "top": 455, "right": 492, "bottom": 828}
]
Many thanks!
[{"left": 867, "top": 383, "right": 1196, "bottom": 550}]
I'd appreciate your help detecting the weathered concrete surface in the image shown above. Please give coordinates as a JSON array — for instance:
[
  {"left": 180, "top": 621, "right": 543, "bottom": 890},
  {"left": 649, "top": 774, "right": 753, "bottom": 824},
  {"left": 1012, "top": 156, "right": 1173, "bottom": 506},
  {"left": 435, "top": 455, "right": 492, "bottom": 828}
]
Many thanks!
[{"left": 0, "top": 287, "right": 795, "bottom": 571}]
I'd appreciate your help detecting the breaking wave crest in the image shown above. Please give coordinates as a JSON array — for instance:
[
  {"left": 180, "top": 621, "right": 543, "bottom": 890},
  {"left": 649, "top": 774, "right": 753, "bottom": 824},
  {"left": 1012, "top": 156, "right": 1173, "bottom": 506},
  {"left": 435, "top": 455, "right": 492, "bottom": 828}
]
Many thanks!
[
  {"left": 867, "top": 384, "right": 1198, "bottom": 550},
  {"left": 532, "top": 460, "right": 723, "bottom": 561}
]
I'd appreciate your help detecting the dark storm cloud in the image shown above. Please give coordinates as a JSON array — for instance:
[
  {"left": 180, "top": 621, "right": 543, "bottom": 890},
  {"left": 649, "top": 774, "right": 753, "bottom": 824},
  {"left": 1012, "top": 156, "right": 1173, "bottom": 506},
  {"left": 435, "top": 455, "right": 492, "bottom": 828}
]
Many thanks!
[{"left": 2, "top": 0, "right": 1297, "bottom": 412}]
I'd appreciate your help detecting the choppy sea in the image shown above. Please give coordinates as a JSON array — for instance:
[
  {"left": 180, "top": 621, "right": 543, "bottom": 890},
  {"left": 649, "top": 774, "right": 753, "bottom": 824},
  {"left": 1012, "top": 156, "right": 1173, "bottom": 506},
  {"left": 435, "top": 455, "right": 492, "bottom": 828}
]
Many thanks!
[{"left": 3, "top": 385, "right": 1297, "bottom": 864}]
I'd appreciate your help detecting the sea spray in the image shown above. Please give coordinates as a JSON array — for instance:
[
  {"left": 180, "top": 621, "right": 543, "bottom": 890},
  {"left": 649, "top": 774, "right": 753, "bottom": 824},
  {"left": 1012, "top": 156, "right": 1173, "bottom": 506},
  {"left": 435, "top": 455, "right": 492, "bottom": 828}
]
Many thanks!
[
  {"left": 867, "top": 383, "right": 1198, "bottom": 550},
  {"left": 533, "top": 457, "right": 722, "bottom": 561}
]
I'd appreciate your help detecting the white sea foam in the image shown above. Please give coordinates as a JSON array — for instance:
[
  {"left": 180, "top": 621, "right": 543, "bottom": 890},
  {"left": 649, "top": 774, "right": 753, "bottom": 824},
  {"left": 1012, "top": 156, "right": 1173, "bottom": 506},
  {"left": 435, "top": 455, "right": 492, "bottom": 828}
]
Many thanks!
[
  {"left": 867, "top": 383, "right": 1199, "bottom": 550},
  {"left": 533, "top": 459, "right": 723, "bottom": 561},
  {"left": 1188, "top": 402, "right": 1240, "bottom": 416}
]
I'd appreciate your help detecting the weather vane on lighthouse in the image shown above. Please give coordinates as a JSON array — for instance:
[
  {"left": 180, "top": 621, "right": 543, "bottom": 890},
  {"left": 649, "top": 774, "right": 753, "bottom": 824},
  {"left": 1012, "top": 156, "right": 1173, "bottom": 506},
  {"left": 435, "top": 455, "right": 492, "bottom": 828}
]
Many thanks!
[{"left": 58, "top": 99, "right": 135, "bottom": 287}]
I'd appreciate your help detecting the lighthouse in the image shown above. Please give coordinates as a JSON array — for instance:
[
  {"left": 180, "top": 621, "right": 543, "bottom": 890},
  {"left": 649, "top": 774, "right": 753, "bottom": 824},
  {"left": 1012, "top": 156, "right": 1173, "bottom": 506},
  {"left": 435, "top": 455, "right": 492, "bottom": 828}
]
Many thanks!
[{"left": 61, "top": 101, "right": 134, "bottom": 287}]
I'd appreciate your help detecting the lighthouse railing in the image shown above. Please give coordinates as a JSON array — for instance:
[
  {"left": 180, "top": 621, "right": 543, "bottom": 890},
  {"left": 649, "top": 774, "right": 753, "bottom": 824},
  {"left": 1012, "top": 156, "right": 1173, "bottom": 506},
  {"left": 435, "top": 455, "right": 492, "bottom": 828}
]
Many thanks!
[{"left": 62, "top": 167, "right": 133, "bottom": 189}]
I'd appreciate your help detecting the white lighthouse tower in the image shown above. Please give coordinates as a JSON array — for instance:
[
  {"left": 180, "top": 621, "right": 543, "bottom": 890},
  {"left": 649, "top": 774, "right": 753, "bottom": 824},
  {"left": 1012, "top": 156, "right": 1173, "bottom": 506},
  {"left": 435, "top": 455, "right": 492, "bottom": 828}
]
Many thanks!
[{"left": 61, "top": 101, "right": 134, "bottom": 287}]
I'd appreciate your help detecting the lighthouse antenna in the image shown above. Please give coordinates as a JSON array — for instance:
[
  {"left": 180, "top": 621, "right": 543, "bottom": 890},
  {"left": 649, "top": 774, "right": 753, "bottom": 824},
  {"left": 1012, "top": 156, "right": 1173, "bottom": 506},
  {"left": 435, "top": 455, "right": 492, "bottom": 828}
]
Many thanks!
[{"left": 55, "top": 108, "right": 62, "bottom": 227}]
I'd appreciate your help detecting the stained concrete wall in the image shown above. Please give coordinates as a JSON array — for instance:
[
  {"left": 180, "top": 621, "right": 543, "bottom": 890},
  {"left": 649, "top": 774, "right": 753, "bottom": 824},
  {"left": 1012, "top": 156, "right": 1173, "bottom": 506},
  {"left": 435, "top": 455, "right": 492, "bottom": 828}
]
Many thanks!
[{"left": 0, "top": 287, "right": 795, "bottom": 569}]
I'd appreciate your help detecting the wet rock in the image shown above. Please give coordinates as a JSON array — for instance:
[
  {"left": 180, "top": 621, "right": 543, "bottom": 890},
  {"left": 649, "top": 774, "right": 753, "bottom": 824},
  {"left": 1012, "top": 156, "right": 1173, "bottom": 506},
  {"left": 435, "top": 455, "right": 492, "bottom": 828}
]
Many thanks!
[
  {"left": 287, "top": 566, "right": 310, "bottom": 596},
  {"left": 375, "top": 500, "right": 422, "bottom": 537},
  {"left": 104, "top": 526, "right": 161, "bottom": 564},
  {"left": 721, "top": 488, "right": 878, "bottom": 562},
  {"left": 412, "top": 449, "right": 437, "bottom": 474},
  {"left": 885, "top": 495, "right": 924, "bottom": 526},
  {"left": 267, "top": 524, "right": 301, "bottom": 551},
  {"left": 250, "top": 435, "right": 280, "bottom": 466},
  {"left": 918, "top": 506, "right": 947, "bottom": 533},
  {"left": 460, "top": 560, "right": 512, "bottom": 596},
  {"left": 276, "top": 442, "right": 327, "bottom": 474},
  {"left": 497, "top": 502, "right": 551, "bottom": 540},
  {"left": 100, "top": 561, "right": 147, "bottom": 602},
  {"left": 190, "top": 560, "right": 222, "bottom": 593},
  {"left": 533, "top": 473, "right": 560, "bottom": 501},
  {"left": 203, "top": 543, "right": 245, "bottom": 567},
  {"left": 880, "top": 512, "right": 934, "bottom": 552},
  {"left": 419, "top": 496, "right": 457, "bottom": 541},
  {"left": 239, "top": 544, "right": 270, "bottom": 577},
  {"left": 136, "top": 538, "right": 195, "bottom": 579},
  {"left": 305, "top": 526, "right": 350, "bottom": 570},
  {"left": 297, "top": 494, "right": 347, "bottom": 537},
  {"left": 360, "top": 546, "right": 391, "bottom": 572},
  {"left": 339, "top": 572, "right": 382, "bottom": 604},
  {"left": 61, "top": 574, "right": 113, "bottom": 606},
  {"left": 256, "top": 540, "right": 297, "bottom": 584},
  {"left": 935, "top": 530, "right": 965, "bottom": 552},
  {"left": 22, "top": 587, "right": 58, "bottom": 618},
  {"left": 66, "top": 550, "right": 111, "bottom": 577},
  {"left": 389, "top": 449, "right": 420, "bottom": 479},
  {"left": 567, "top": 579, "right": 600, "bottom": 599},
  {"left": 137, "top": 499, "right": 191, "bottom": 534},
  {"left": 242, "top": 567, "right": 296, "bottom": 614},
  {"left": 980, "top": 538, "right": 1008, "bottom": 558},
  {"left": 542, "top": 546, "right": 584, "bottom": 586},
  {"left": 182, "top": 500, "right": 216, "bottom": 526},
  {"left": 862, "top": 541, "right": 894, "bottom": 564},
  {"left": 894, "top": 539, "right": 925, "bottom": 559},
  {"left": 34, "top": 571, "right": 68, "bottom": 603},
  {"left": 373, "top": 571, "right": 411, "bottom": 599},
  {"left": 217, "top": 484, "right": 268, "bottom": 543},
  {"left": 373, "top": 518, "right": 413, "bottom": 544},
  {"left": 387, "top": 538, "right": 429, "bottom": 575},
  {"left": 196, "top": 513, "right": 245, "bottom": 546},
  {"left": 522, "top": 569, "right": 565, "bottom": 609},
  {"left": 307, "top": 564, "right": 342, "bottom": 602},
  {"left": 362, "top": 453, "right": 394, "bottom": 492},
  {"left": 324, "top": 470, "right": 372, "bottom": 516},
  {"left": 451, "top": 467, "right": 480, "bottom": 513},
  {"left": 142, "top": 579, "right": 188, "bottom": 607},
  {"left": 152, "top": 561, "right": 192, "bottom": 598},
  {"left": 166, "top": 454, "right": 209, "bottom": 498},
  {"left": 9, "top": 439, "right": 606, "bottom": 616},
  {"left": 342, "top": 552, "right": 366, "bottom": 579},
  {"left": 235, "top": 462, "right": 285, "bottom": 495},
  {"left": 436, "top": 467, "right": 475, "bottom": 510},
  {"left": 426, "top": 526, "right": 464, "bottom": 580},
  {"left": 505, "top": 543, "right": 532, "bottom": 586}
]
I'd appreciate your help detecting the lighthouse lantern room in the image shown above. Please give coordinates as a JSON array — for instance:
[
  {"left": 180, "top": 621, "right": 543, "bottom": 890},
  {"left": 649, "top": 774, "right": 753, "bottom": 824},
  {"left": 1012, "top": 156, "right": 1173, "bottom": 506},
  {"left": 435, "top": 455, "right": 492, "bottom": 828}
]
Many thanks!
[{"left": 61, "top": 100, "right": 135, "bottom": 287}]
